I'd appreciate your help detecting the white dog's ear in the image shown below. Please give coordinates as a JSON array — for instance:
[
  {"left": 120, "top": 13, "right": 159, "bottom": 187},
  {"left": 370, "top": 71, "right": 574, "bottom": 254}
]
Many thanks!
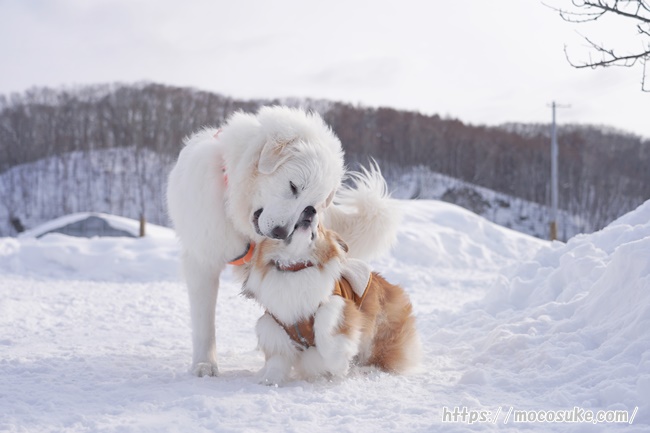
[
  {"left": 324, "top": 189, "right": 336, "bottom": 208},
  {"left": 258, "top": 136, "right": 296, "bottom": 174}
]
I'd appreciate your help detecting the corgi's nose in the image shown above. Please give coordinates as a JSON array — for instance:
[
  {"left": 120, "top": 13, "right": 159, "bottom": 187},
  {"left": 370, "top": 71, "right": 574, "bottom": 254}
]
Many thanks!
[
  {"left": 300, "top": 206, "right": 316, "bottom": 225},
  {"left": 270, "top": 225, "right": 290, "bottom": 240}
]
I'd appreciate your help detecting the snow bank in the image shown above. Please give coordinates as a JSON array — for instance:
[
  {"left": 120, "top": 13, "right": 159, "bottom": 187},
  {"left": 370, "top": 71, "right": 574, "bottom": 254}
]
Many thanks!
[
  {"left": 463, "top": 199, "right": 650, "bottom": 423},
  {"left": 0, "top": 215, "right": 179, "bottom": 282}
]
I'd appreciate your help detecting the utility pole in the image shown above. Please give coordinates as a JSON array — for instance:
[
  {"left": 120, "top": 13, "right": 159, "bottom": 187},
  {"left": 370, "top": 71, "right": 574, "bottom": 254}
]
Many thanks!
[{"left": 549, "top": 101, "right": 570, "bottom": 241}]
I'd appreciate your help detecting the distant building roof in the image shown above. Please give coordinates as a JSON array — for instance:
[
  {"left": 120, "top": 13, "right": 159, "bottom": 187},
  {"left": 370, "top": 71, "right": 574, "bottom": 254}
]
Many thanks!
[
  {"left": 36, "top": 215, "right": 135, "bottom": 238},
  {"left": 19, "top": 212, "right": 175, "bottom": 239}
]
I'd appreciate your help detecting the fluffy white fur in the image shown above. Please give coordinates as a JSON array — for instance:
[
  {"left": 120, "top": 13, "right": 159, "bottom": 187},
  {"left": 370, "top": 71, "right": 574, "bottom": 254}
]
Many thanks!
[
  {"left": 166, "top": 106, "right": 400, "bottom": 376},
  {"left": 322, "top": 161, "right": 401, "bottom": 261}
]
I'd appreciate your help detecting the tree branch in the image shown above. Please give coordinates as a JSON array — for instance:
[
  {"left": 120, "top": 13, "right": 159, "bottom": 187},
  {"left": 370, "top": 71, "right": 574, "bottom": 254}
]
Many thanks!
[
  {"left": 565, "top": 35, "right": 650, "bottom": 68},
  {"left": 547, "top": 0, "right": 650, "bottom": 91},
  {"left": 574, "top": 0, "right": 650, "bottom": 23},
  {"left": 546, "top": 0, "right": 650, "bottom": 23}
]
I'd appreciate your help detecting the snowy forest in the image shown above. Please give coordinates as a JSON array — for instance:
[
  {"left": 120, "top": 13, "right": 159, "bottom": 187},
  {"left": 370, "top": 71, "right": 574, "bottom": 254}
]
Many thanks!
[{"left": 1, "top": 82, "right": 649, "bottom": 239}]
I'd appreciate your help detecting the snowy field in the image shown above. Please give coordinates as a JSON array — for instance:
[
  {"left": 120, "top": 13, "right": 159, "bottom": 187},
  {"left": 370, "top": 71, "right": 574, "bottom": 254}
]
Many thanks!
[{"left": 1, "top": 199, "right": 648, "bottom": 432}]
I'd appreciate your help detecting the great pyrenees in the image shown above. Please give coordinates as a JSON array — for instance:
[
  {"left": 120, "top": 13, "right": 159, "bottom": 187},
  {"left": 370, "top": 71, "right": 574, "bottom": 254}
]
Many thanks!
[{"left": 167, "top": 106, "right": 400, "bottom": 376}]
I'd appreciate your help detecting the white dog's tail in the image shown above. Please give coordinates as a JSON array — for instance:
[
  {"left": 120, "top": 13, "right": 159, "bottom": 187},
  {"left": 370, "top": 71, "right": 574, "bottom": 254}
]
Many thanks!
[{"left": 323, "top": 161, "right": 401, "bottom": 262}]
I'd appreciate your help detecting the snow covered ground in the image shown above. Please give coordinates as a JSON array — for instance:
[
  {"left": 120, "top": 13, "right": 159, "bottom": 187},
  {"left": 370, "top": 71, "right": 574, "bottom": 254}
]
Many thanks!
[{"left": 1, "top": 199, "right": 648, "bottom": 432}]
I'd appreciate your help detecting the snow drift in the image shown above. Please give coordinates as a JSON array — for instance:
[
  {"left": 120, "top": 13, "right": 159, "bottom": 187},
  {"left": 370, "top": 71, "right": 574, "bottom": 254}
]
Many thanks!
[{"left": 472, "top": 199, "right": 650, "bottom": 422}]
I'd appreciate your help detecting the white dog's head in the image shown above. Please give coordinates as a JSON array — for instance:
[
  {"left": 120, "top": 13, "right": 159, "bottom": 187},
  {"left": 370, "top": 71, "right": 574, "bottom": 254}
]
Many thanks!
[{"left": 223, "top": 106, "right": 344, "bottom": 241}]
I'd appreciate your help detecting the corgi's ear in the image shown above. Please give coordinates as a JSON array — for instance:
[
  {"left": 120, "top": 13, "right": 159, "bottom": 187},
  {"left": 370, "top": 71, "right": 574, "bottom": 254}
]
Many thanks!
[
  {"left": 334, "top": 233, "right": 349, "bottom": 253},
  {"left": 258, "top": 136, "right": 296, "bottom": 174}
]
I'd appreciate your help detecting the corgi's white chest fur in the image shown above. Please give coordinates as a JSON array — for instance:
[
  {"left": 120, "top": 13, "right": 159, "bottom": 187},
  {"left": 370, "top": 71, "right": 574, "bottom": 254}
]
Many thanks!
[{"left": 245, "top": 259, "right": 342, "bottom": 325}]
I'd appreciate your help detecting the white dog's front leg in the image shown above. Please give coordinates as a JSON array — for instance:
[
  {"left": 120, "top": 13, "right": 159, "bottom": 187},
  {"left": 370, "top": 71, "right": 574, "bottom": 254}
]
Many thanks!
[
  {"left": 182, "top": 253, "right": 222, "bottom": 377},
  {"left": 256, "top": 313, "right": 296, "bottom": 386}
]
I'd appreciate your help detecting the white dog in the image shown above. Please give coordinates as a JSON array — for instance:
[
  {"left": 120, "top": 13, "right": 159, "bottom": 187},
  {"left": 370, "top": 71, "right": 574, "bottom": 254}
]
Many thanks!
[
  {"left": 243, "top": 222, "right": 421, "bottom": 385},
  {"left": 167, "top": 106, "right": 400, "bottom": 376}
]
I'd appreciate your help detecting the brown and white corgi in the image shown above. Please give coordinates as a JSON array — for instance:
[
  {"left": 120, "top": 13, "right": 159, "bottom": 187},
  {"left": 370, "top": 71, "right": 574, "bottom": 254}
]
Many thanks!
[{"left": 242, "top": 218, "right": 421, "bottom": 385}]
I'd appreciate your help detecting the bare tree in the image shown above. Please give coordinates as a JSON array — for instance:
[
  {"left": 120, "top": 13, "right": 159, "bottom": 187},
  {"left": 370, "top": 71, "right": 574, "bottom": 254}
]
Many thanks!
[{"left": 548, "top": 0, "right": 650, "bottom": 91}]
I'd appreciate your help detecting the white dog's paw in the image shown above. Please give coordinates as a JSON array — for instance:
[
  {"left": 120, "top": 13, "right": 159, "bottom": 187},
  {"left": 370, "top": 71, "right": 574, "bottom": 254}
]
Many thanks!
[{"left": 192, "top": 362, "right": 219, "bottom": 377}]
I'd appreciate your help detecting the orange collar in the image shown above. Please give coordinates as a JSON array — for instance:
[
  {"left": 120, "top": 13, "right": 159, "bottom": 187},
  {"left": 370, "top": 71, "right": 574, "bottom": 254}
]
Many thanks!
[{"left": 228, "top": 242, "right": 255, "bottom": 266}]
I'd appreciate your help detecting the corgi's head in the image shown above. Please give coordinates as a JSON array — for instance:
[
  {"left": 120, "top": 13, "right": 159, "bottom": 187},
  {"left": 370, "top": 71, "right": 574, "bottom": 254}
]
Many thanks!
[{"left": 253, "top": 218, "right": 348, "bottom": 275}]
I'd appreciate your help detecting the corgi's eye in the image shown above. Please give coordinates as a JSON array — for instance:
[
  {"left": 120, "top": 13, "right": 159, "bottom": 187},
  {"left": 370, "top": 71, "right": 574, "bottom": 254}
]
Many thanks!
[{"left": 290, "top": 181, "right": 299, "bottom": 197}]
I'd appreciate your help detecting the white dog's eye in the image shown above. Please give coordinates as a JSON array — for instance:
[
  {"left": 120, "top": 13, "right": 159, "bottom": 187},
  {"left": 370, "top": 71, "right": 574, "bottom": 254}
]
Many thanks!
[{"left": 289, "top": 181, "right": 299, "bottom": 197}]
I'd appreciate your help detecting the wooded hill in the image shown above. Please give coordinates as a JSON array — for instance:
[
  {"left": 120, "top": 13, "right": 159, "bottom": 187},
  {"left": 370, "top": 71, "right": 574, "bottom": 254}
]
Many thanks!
[{"left": 1, "top": 83, "right": 648, "bottom": 238}]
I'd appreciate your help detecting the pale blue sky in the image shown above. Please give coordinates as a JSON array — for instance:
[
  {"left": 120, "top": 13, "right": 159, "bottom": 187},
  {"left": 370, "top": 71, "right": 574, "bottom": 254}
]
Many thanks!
[{"left": 1, "top": 0, "right": 648, "bottom": 137}]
